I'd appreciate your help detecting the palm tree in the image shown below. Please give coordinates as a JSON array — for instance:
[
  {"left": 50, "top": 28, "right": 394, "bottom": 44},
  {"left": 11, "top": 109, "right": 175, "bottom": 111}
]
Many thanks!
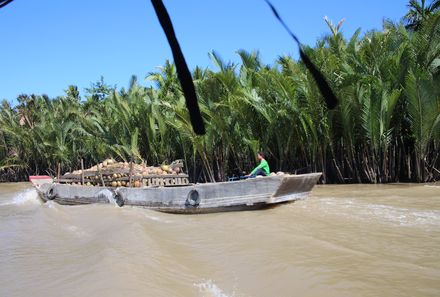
[
  {"left": 1, "top": 11, "right": 439, "bottom": 183},
  {"left": 403, "top": 0, "right": 440, "bottom": 31},
  {"left": 405, "top": 70, "right": 440, "bottom": 181}
]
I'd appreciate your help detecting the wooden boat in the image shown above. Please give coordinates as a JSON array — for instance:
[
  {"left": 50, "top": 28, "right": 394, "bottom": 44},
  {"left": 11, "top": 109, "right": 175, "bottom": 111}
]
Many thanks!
[{"left": 29, "top": 173, "right": 321, "bottom": 214}]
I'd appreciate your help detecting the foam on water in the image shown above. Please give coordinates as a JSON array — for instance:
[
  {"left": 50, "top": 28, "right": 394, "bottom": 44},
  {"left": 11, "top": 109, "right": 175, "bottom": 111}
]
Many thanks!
[
  {"left": 97, "top": 188, "right": 118, "bottom": 206},
  {"left": 194, "top": 280, "right": 233, "bottom": 297},
  {"left": 44, "top": 200, "right": 59, "bottom": 210},
  {"left": 0, "top": 188, "right": 40, "bottom": 206}
]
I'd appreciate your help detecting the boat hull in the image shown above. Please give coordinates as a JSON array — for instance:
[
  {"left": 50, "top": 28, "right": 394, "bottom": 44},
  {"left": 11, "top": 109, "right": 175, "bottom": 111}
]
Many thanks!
[{"left": 31, "top": 173, "right": 321, "bottom": 214}]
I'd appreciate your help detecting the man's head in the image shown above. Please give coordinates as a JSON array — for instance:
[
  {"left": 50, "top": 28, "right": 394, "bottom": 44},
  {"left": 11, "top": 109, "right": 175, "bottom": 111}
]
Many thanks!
[{"left": 257, "top": 151, "right": 265, "bottom": 161}]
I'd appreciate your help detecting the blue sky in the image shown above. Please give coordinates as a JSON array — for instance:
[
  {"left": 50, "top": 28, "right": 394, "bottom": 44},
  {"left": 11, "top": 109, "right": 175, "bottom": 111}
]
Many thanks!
[{"left": 0, "top": 0, "right": 408, "bottom": 103}]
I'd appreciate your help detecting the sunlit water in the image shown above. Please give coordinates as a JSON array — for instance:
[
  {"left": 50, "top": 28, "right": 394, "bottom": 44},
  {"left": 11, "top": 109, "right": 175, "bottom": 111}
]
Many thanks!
[{"left": 0, "top": 182, "right": 439, "bottom": 297}]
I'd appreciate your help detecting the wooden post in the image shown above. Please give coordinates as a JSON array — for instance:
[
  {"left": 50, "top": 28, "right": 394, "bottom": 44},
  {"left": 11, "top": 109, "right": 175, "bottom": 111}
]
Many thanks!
[
  {"left": 81, "top": 159, "right": 85, "bottom": 185},
  {"left": 97, "top": 163, "right": 105, "bottom": 187},
  {"left": 129, "top": 157, "right": 133, "bottom": 187},
  {"left": 57, "top": 162, "right": 61, "bottom": 181}
]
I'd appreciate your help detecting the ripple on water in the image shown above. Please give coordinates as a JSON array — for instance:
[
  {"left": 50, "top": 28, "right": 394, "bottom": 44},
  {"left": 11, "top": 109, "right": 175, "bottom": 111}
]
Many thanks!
[
  {"left": 316, "top": 197, "right": 440, "bottom": 228},
  {"left": 364, "top": 203, "right": 440, "bottom": 227},
  {"left": 144, "top": 213, "right": 174, "bottom": 224},
  {"left": 65, "top": 225, "right": 90, "bottom": 238}
]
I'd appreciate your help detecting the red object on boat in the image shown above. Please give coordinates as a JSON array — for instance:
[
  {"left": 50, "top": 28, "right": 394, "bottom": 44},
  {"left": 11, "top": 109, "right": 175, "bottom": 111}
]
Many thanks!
[
  {"left": 29, "top": 175, "right": 52, "bottom": 180},
  {"left": 29, "top": 176, "right": 53, "bottom": 187}
]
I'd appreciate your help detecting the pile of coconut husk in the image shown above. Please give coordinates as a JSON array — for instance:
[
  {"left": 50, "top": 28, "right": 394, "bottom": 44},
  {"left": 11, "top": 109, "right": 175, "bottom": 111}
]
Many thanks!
[{"left": 58, "top": 159, "right": 188, "bottom": 188}]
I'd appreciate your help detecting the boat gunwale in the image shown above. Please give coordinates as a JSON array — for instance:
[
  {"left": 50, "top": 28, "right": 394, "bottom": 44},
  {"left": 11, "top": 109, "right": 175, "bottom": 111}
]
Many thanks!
[{"left": 33, "top": 172, "right": 322, "bottom": 190}]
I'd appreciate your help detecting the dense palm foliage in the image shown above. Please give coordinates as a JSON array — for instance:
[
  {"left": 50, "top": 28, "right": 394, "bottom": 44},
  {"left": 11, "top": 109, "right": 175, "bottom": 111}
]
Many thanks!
[
  {"left": 1, "top": 7, "right": 439, "bottom": 183},
  {"left": 403, "top": 0, "right": 440, "bottom": 30}
]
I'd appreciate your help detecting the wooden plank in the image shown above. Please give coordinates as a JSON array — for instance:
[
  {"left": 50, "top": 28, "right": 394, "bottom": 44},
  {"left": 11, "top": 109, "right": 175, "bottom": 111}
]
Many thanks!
[
  {"left": 96, "top": 163, "right": 105, "bottom": 187},
  {"left": 129, "top": 158, "right": 133, "bottom": 187},
  {"left": 80, "top": 159, "right": 84, "bottom": 185}
]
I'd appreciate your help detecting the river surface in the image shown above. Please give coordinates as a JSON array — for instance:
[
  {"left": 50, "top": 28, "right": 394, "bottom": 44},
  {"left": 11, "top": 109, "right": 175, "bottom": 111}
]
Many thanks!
[{"left": 0, "top": 183, "right": 439, "bottom": 297}]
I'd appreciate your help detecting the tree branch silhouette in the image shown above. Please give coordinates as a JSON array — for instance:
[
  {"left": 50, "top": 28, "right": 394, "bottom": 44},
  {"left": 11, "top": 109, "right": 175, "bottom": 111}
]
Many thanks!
[
  {"left": 151, "top": 0, "right": 206, "bottom": 135},
  {"left": 264, "top": 0, "right": 338, "bottom": 109}
]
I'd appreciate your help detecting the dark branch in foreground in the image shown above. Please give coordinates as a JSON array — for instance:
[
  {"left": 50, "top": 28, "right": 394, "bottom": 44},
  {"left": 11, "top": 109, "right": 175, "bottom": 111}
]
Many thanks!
[
  {"left": 264, "top": 0, "right": 338, "bottom": 110},
  {"left": 151, "top": 0, "right": 206, "bottom": 135},
  {"left": 0, "top": 0, "right": 14, "bottom": 9}
]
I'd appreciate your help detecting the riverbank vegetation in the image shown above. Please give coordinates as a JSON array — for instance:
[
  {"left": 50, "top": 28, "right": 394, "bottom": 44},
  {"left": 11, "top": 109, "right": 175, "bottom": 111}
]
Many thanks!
[{"left": 1, "top": 1, "right": 439, "bottom": 183}]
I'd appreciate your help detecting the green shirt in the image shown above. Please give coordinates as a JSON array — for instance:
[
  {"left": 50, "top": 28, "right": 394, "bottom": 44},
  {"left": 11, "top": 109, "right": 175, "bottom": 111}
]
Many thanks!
[{"left": 250, "top": 159, "right": 270, "bottom": 175}]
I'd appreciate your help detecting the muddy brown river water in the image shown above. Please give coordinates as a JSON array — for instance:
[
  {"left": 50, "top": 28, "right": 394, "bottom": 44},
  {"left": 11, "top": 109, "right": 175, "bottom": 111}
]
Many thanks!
[{"left": 0, "top": 182, "right": 439, "bottom": 297}]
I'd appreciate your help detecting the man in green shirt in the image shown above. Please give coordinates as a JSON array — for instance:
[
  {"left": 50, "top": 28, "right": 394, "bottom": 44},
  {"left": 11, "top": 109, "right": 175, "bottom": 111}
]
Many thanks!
[{"left": 247, "top": 152, "right": 270, "bottom": 177}]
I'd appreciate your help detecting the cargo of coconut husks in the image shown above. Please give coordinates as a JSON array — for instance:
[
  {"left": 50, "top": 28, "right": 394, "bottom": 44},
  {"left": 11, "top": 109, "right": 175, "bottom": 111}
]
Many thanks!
[{"left": 58, "top": 159, "right": 189, "bottom": 188}]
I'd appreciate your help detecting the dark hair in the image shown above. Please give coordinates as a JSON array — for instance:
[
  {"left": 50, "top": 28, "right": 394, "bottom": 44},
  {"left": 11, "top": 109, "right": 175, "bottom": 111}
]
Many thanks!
[{"left": 258, "top": 151, "right": 265, "bottom": 158}]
